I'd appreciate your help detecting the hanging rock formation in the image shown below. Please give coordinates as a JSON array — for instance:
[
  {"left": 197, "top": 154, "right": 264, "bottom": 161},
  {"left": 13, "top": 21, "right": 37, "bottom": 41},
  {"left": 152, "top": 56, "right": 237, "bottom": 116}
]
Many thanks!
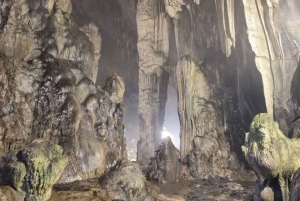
[
  {"left": 0, "top": 139, "right": 68, "bottom": 201},
  {"left": 242, "top": 113, "right": 300, "bottom": 201},
  {"left": 136, "top": 0, "right": 300, "bottom": 179}
]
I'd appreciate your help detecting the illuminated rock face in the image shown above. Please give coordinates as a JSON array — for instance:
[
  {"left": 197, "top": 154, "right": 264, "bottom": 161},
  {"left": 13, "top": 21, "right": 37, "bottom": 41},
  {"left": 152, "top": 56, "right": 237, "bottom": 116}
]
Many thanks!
[
  {"left": 0, "top": 0, "right": 127, "bottom": 183},
  {"left": 242, "top": 113, "right": 300, "bottom": 201},
  {"left": 136, "top": 0, "right": 300, "bottom": 178}
]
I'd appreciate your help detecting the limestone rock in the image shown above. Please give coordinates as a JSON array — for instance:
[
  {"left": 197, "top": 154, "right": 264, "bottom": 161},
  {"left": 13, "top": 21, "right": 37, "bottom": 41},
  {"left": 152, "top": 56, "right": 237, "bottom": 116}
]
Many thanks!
[
  {"left": 290, "top": 167, "right": 300, "bottom": 201},
  {"left": 0, "top": 0, "right": 127, "bottom": 183},
  {"left": 100, "top": 160, "right": 153, "bottom": 201},
  {"left": 103, "top": 73, "right": 125, "bottom": 104},
  {"left": 157, "top": 194, "right": 185, "bottom": 201},
  {"left": 288, "top": 115, "right": 300, "bottom": 139},
  {"left": 0, "top": 186, "right": 24, "bottom": 201},
  {"left": 0, "top": 139, "right": 68, "bottom": 201},
  {"left": 136, "top": 0, "right": 259, "bottom": 177},
  {"left": 147, "top": 136, "right": 181, "bottom": 183},
  {"left": 242, "top": 113, "right": 300, "bottom": 201},
  {"left": 135, "top": 0, "right": 300, "bottom": 181}
]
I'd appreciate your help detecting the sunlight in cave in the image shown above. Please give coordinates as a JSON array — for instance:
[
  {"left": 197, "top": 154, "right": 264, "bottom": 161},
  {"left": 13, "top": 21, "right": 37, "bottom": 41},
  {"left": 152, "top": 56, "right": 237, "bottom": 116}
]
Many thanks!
[
  {"left": 163, "top": 81, "right": 180, "bottom": 149},
  {"left": 161, "top": 127, "right": 175, "bottom": 141}
]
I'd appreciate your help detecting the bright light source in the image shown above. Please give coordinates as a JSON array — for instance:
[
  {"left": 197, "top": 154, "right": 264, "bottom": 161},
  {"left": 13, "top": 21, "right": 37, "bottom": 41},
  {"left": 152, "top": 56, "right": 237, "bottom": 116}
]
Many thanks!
[{"left": 161, "top": 127, "right": 175, "bottom": 141}]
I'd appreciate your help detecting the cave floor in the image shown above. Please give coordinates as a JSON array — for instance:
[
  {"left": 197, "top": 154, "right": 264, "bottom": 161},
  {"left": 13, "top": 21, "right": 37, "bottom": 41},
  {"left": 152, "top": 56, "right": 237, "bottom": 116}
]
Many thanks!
[
  {"left": 159, "top": 178, "right": 255, "bottom": 201},
  {"left": 50, "top": 170, "right": 256, "bottom": 201}
]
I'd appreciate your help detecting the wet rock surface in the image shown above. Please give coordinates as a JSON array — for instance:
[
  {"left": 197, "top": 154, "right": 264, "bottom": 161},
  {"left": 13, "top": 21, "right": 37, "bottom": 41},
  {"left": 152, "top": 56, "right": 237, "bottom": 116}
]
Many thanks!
[{"left": 0, "top": 139, "right": 68, "bottom": 201}]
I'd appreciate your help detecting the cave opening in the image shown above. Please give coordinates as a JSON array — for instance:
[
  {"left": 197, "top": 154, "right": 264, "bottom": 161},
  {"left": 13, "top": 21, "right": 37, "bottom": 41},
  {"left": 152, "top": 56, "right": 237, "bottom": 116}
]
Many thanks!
[{"left": 162, "top": 75, "right": 180, "bottom": 149}]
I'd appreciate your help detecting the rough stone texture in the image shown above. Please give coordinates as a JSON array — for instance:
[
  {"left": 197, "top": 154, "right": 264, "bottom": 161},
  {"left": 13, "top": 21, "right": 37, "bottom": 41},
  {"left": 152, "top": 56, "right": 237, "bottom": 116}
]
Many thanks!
[
  {"left": 99, "top": 160, "right": 153, "bottom": 201},
  {"left": 0, "top": 186, "right": 24, "bottom": 201},
  {"left": 147, "top": 136, "right": 181, "bottom": 183},
  {"left": 0, "top": 139, "right": 68, "bottom": 201},
  {"left": 288, "top": 115, "right": 300, "bottom": 139},
  {"left": 136, "top": 0, "right": 300, "bottom": 179},
  {"left": 135, "top": 0, "right": 264, "bottom": 175},
  {"left": 0, "top": 0, "right": 127, "bottom": 183},
  {"left": 70, "top": 0, "right": 140, "bottom": 160},
  {"left": 136, "top": 0, "right": 171, "bottom": 172},
  {"left": 242, "top": 113, "right": 300, "bottom": 201},
  {"left": 290, "top": 167, "right": 300, "bottom": 201}
]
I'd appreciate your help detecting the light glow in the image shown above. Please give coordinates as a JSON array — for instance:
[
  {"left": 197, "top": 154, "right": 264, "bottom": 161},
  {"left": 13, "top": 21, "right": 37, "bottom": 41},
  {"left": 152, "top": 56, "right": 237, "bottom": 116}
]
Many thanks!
[{"left": 161, "top": 127, "right": 174, "bottom": 141}]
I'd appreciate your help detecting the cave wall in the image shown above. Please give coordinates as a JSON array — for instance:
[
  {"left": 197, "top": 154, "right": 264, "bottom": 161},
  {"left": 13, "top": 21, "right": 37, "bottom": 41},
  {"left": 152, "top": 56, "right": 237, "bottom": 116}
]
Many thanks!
[
  {"left": 71, "top": 0, "right": 140, "bottom": 160},
  {"left": 1, "top": 0, "right": 300, "bottom": 184},
  {"left": 0, "top": 0, "right": 127, "bottom": 183},
  {"left": 136, "top": 0, "right": 300, "bottom": 177}
]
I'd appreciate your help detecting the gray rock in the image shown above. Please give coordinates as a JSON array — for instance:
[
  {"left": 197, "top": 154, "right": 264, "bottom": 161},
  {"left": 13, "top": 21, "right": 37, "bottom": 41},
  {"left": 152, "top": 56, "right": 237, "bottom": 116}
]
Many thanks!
[
  {"left": 0, "top": 139, "right": 68, "bottom": 201},
  {"left": 100, "top": 160, "right": 153, "bottom": 201},
  {"left": 290, "top": 167, "right": 300, "bottom": 201},
  {"left": 242, "top": 113, "right": 300, "bottom": 201},
  {"left": 147, "top": 136, "right": 181, "bottom": 183},
  {"left": 0, "top": 0, "right": 127, "bottom": 183}
]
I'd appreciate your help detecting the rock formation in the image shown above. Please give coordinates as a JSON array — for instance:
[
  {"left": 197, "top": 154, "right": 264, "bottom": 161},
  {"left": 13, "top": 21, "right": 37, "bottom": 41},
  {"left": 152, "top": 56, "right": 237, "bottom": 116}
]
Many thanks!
[
  {"left": 290, "top": 167, "right": 300, "bottom": 201},
  {"left": 70, "top": 0, "right": 140, "bottom": 159},
  {"left": 99, "top": 160, "right": 153, "bottom": 201},
  {"left": 0, "top": 139, "right": 68, "bottom": 201},
  {"left": 2, "top": 0, "right": 300, "bottom": 200},
  {"left": 0, "top": 0, "right": 127, "bottom": 183},
  {"left": 242, "top": 113, "right": 300, "bottom": 201},
  {"left": 136, "top": 0, "right": 244, "bottom": 176},
  {"left": 148, "top": 136, "right": 181, "bottom": 183},
  {"left": 136, "top": 0, "right": 300, "bottom": 180}
]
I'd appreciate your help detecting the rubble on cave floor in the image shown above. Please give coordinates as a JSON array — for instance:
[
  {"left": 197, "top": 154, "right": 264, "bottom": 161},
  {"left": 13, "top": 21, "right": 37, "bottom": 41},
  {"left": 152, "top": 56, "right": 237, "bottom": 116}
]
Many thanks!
[
  {"left": 157, "top": 169, "right": 256, "bottom": 201},
  {"left": 48, "top": 168, "right": 256, "bottom": 201}
]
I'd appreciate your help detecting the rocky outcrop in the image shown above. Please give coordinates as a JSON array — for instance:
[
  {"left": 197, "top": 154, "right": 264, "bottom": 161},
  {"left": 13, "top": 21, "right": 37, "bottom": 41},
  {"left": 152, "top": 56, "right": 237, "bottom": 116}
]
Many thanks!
[
  {"left": 100, "top": 160, "right": 153, "bottom": 201},
  {"left": 136, "top": 0, "right": 300, "bottom": 179},
  {"left": 242, "top": 113, "right": 300, "bottom": 201},
  {"left": 0, "top": 0, "right": 127, "bottom": 183},
  {"left": 148, "top": 136, "right": 181, "bottom": 183},
  {"left": 70, "top": 0, "right": 140, "bottom": 160},
  {"left": 0, "top": 139, "right": 68, "bottom": 201},
  {"left": 136, "top": 0, "right": 248, "bottom": 177}
]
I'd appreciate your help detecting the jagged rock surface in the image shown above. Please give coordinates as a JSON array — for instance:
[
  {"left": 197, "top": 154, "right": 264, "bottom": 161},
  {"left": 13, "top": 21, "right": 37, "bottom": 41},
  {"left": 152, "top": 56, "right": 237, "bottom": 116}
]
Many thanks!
[
  {"left": 148, "top": 136, "right": 181, "bottom": 183},
  {"left": 0, "top": 0, "right": 127, "bottom": 183},
  {"left": 136, "top": 0, "right": 300, "bottom": 179},
  {"left": 70, "top": 0, "right": 140, "bottom": 160},
  {"left": 99, "top": 160, "right": 153, "bottom": 201},
  {"left": 242, "top": 113, "right": 300, "bottom": 201},
  {"left": 0, "top": 139, "right": 68, "bottom": 201}
]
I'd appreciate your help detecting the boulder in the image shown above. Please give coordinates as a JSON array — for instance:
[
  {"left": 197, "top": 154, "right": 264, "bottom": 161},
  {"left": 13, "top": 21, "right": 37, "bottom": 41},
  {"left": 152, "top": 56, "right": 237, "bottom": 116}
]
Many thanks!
[
  {"left": 242, "top": 113, "right": 300, "bottom": 201},
  {"left": 0, "top": 139, "right": 68, "bottom": 201},
  {"left": 100, "top": 160, "right": 153, "bottom": 201}
]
